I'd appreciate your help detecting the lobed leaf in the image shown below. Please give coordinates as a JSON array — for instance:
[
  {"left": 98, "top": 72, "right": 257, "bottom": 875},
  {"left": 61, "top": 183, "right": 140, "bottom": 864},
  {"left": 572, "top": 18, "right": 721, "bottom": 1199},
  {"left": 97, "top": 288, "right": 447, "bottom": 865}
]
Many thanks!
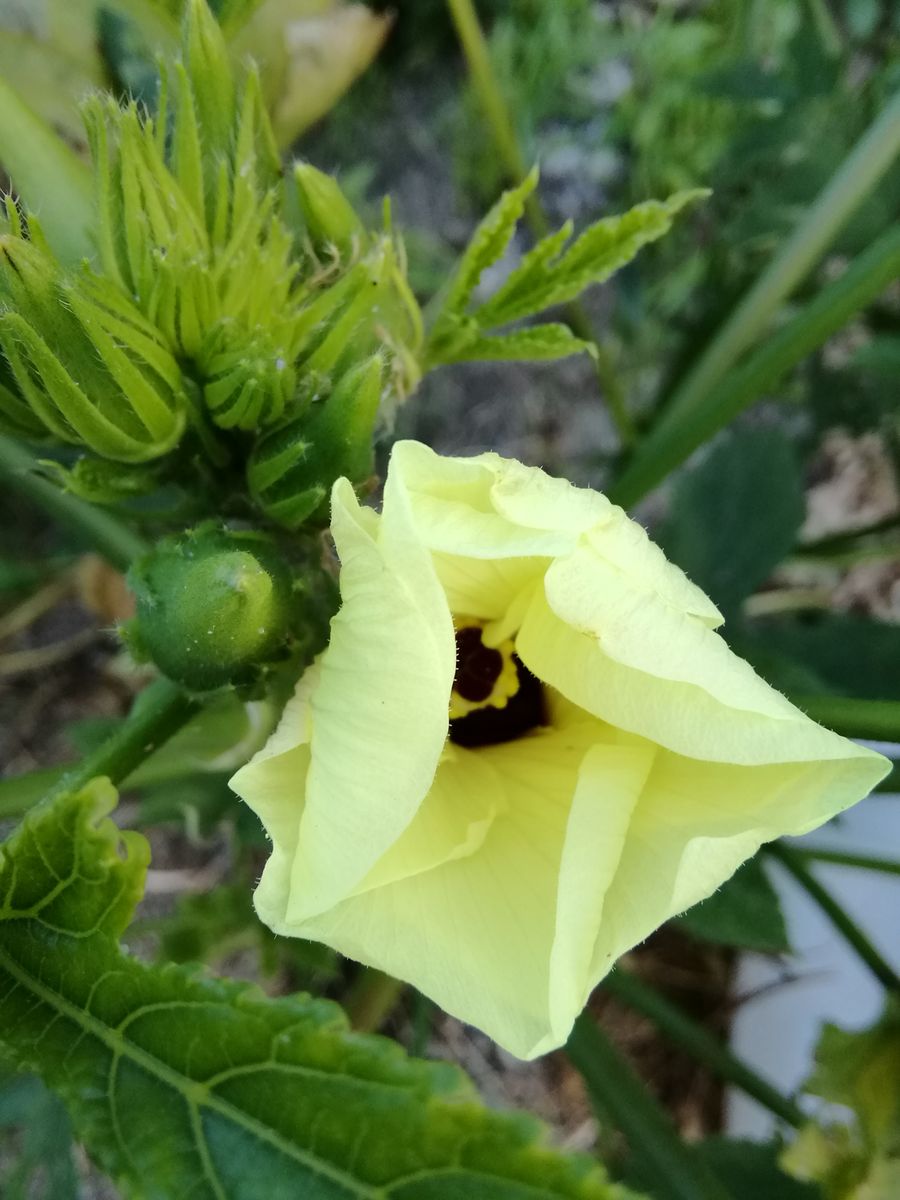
[
  {"left": 0, "top": 781, "right": 637, "bottom": 1200},
  {"left": 433, "top": 323, "right": 592, "bottom": 366},
  {"left": 473, "top": 190, "right": 708, "bottom": 331},
  {"left": 781, "top": 1004, "right": 900, "bottom": 1197},
  {"left": 441, "top": 168, "right": 539, "bottom": 318}
]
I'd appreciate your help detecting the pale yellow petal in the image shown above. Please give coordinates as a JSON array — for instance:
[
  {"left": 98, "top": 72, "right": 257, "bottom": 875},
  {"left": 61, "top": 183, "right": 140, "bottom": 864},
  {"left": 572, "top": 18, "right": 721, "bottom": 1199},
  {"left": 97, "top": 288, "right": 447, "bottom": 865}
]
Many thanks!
[
  {"left": 263, "top": 724, "right": 654, "bottom": 1059},
  {"left": 290, "top": 476, "right": 455, "bottom": 918},
  {"left": 586, "top": 511, "right": 723, "bottom": 627},
  {"left": 230, "top": 667, "right": 317, "bottom": 931},
  {"left": 429, "top": 551, "right": 547, "bottom": 624},
  {"left": 588, "top": 743, "right": 886, "bottom": 983},
  {"left": 390, "top": 440, "right": 720, "bottom": 627},
  {"left": 390, "top": 440, "right": 612, "bottom": 558},
  {"left": 545, "top": 736, "right": 656, "bottom": 1049},
  {"left": 519, "top": 574, "right": 888, "bottom": 775},
  {"left": 349, "top": 744, "right": 502, "bottom": 894}
]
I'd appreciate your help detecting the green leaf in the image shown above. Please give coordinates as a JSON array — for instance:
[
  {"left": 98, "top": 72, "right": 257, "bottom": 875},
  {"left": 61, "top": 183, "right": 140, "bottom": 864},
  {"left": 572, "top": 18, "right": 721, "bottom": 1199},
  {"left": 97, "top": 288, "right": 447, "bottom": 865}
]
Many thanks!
[
  {"left": 475, "top": 190, "right": 708, "bottom": 330},
  {"left": 0, "top": 781, "right": 636, "bottom": 1200},
  {"left": 742, "top": 615, "right": 900, "bottom": 704},
  {"left": 677, "top": 856, "right": 791, "bottom": 954},
  {"left": 781, "top": 1003, "right": 900, "bottom": 1198},
  {"left": 658, "top": 425, "right": 805, "bottom": 620},
  {"left": 0, "top": 1069, "right": 80, "bottom": 1199},
  {"left": 806, "top": 1003, "right": 900, "bottom": 1151},
  {"left": 442, "top": 167, "right": 539, "bottom": 317},
  {"left": 694, "top": 1139, "right": 821, "bottom": 1200},
  {"left": 434, "top": 322, "right": 592, "bottom": 365},
  {"left": 0, "top": 78, "right": 93, "bottom": 265}
]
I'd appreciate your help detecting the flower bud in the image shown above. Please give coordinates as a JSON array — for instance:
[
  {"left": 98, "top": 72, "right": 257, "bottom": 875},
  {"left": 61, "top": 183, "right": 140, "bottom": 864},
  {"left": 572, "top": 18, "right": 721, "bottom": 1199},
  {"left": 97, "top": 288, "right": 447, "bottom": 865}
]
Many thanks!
[
  {"left": 248, "top": 355, "right": 382, "bottom": 529},
  {"left": 126, "top": 525, "right": 293, "bottom": 691},
  {"left": 293, "top": 162, "right": 364, "bottom": 259},
  {"left": 0, "top": 236, "right": 186, "bottom": 462}
]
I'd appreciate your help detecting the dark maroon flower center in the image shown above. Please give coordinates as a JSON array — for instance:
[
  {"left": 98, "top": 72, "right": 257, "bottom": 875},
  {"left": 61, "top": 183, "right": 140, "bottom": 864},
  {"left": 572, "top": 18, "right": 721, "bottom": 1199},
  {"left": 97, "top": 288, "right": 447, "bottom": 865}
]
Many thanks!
[
  {"left": 453, "top": 626, "right": 504, "bottom": 702},
  {"left": 450, "top": 625, "right": 546, "bottom": 748}
]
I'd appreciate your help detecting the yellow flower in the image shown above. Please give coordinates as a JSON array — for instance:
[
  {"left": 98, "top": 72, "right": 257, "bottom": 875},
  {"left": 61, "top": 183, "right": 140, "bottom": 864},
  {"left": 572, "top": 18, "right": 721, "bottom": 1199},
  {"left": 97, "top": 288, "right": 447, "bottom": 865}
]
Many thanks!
[{"left": 230, "top": 441, "right": 889, "bottom": 1058}]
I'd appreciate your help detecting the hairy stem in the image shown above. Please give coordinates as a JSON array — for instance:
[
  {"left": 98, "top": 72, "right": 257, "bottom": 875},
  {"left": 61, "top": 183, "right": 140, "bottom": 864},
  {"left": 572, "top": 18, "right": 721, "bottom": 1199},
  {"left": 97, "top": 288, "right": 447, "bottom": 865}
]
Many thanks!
[
  {"left": 46, "top": 677, "right": 200, "bottom": 802},
  {"left": 0, "top": 436, "right": 149, "bottom": 572}
]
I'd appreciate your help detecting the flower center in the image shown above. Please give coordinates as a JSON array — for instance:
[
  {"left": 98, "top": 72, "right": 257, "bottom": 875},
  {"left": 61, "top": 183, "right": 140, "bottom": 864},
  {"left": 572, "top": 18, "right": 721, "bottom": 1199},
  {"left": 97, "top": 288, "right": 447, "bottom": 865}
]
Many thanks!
[{"left": 449, "top": 621, "right": 545, "bottom": 747}]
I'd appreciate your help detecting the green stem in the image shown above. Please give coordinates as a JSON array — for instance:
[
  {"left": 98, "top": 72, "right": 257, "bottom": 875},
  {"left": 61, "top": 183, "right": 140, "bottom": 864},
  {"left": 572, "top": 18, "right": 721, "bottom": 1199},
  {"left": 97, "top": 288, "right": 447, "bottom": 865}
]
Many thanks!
[
  {"left": 0, "top": 436, "right": 149, "bottom": 572},
  {"left": 767, "top": 843, "right": 900, "bottom": 993},
  {"left": 344, "top": 969, "right": 405, "bottom": 1033},
  {"left": 46, "top": 677, "right": 200, "bottom": 801},
  {"left": 566, "top": 1014, "right": 732, "bottom": 1200},
  {"left": 795, "top": 846, "right": 900, "bottom": 877},
  {"left": 603, "top": 970, "right": 805, "bottom": 1128},
  {"left": 612, "top": 220, "right": 900, "bottom": 506},
  {"left": 445, "top": 0, "right": 634, "bottom": 446},
  {"left": 662, "top": 88, "right": 900, "bottom": 422},
  {"left": 788, "top": 693, "right": 900, "bottom": 742},
  {"left": 445, "top": 0, "right": 531, "bottom": 202}
]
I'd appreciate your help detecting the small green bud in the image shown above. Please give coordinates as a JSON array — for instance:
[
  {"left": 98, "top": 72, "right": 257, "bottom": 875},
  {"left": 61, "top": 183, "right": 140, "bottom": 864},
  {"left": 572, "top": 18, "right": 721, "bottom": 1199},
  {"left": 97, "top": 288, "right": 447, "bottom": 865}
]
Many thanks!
[
  {"left": 293, "top": 163, "right": 364, "bottom": 258},
  {"left": 127, "top": 526, "right": 293, "bottom": 691},
  {"left": 248, "top": 355, "right": 382, "bottom": 529},
  {"left": 199, "top": 324, "right": 296, "bottom": 430}
]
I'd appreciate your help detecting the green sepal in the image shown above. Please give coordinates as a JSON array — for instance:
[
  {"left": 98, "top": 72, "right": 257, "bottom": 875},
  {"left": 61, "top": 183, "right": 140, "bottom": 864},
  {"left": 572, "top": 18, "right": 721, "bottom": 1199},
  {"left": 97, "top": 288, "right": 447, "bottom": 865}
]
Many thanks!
[
  {"left": 249, "top": 355, "right": 383, "bottom": 529},
  {"left": 38, "top": 456, "right": 164, "bottom": 506},
  {"left": 0, "top": 359, "right": 46, "bottom": 441},
  {"left": 199, "top": 323, "right": 297, "bottom": 431},
  {"left": 182, "top": 0, "right": 237, "bottom": 161},
  {"left": 126, "top": 523, "right": 294, "bottom": 691}
]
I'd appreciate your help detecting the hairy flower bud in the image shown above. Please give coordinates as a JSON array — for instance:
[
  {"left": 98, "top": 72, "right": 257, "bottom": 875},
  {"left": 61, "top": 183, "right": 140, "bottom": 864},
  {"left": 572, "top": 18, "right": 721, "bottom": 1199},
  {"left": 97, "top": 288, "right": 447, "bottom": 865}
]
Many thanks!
[
  {"left": 0, "top": 236, "right": 186, "bottom": 462},
  {"left": 292, "top": 162, "right": 364, "bottom": 259},
  {"left": 248, "top": 355, "right": 382, "bottom": 529},
  {"left": 126, "top": 525, "right": 293, "bottom": 691}
]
